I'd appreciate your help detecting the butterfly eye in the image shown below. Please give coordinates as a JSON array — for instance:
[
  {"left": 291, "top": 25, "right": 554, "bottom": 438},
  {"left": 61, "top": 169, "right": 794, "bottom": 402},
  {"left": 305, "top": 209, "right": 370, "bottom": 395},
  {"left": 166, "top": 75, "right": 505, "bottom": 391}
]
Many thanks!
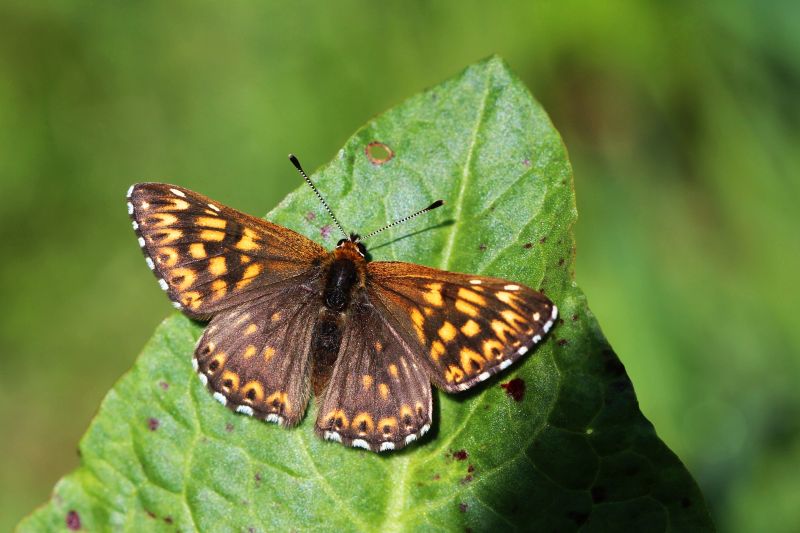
[
  {"left": 336, "top": 238, "right": 346, "bottom": 247},
  {"left": 356, "top": 243, "right": 366, "bottom": 256}
]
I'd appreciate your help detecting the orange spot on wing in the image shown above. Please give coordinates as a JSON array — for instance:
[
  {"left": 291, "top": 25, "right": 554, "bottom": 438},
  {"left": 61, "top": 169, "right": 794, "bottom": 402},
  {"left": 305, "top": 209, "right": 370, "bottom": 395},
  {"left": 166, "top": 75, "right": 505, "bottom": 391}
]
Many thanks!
[
  {"left": 459, "top": 348, "right": 485, "bottom": 373},
  {"left": 263, "top": 346, "right": 276, "bottom": 362},
  {"left": 388, "top": 364, "right": 399, "bottom": 378},
  {"left": 430, "top": 340, "right": 446, "bottom": 362},
  {"left": 189, "top": 243, "right": 207, "bottom": 259},
  {"left": 157, "top": 247, "right": 179, "bottom": 267},
  {"left": 423, "top": 283, "right": 444, "bottom": 307},
  {"left": 236, "top": 263, "right": 263, "bottom": 289},
  {"left": 169, "top": 268, "right": 196, "bottom": 291},
  {"left": 196, "top": 216, "right": 226, "bottom": 229},
  {"left": 242, "top": 381, "right": 264, "bottom": 403},
  {"left": 457, "top": 287, "right": 486, "bottom": 306},
  {"left": 220, "top": 370, "right": 240, "bottom": 392},
  {"left": 235, "top": 228, "right": 261, "bottom": 251},
  {"left": 208, "top": 256, "right": 227, "bottom": 276},
  {"left": 455, "top": 299, "right": 479, "bottom": 317},
  {"left": 243, "top": 345, "right": 256, "bottom": 359},
  {"left": 352, "top": 412, "right": 375, "bottom": 435},
  {"left": 460, "top": 319, "right": 480, "bottom": 337},
  {"left": 379, "top": 383, "right": 389, "bottom": 400},
  {"left": 438, "top": 321, "right": 457, "bottom": 343},
  {"left": 200, "top": 229, "right": 226, "bottom": 242},
  {"left": 210, "top": 279, "right": 227, "bottom": 300},
  {"left": 362, "top": 375, "right": 373, "bottom": 390}
]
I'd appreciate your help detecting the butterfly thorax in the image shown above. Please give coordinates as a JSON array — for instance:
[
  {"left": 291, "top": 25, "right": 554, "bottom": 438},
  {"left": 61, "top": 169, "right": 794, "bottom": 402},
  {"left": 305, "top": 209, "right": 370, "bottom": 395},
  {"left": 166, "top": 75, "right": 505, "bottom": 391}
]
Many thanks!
[{"left": 322, "top": 242, "right": 367, "bottom": 312}]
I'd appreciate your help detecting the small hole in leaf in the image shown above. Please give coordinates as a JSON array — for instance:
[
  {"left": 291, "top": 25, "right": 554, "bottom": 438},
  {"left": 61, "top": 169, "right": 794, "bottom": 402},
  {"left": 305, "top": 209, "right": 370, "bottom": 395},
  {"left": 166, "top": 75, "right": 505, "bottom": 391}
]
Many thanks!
[{"left": 365, "top": 141, "right": 394, "bottom": 165}]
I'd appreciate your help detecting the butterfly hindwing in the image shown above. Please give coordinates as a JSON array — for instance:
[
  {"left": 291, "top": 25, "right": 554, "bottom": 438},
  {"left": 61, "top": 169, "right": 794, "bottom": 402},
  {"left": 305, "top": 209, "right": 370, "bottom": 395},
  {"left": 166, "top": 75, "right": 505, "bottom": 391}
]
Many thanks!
[
  {"left": 194, "top": 283, "right": 322, "bottom": 427},
  {"left": 315, "top": 291, "right": 433, "bottom": 452},
  {"left": 128, "top": 183, "right": 326, "bottom": 318},
  {"left": 368, "top": 262, "right": 558, "bottom": 393}
]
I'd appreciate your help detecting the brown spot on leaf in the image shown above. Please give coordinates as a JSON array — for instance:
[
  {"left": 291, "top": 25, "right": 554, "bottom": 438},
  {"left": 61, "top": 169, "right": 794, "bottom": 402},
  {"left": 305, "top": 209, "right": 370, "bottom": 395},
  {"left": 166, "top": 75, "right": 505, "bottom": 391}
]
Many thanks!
[
  {"left": 478, "top": 243, "right": 487, "bottom": 251},
  {"left": 459, "top": 502, "right": 469, "bottom": 512},
  {"left": 225, "top": 422, "right": 234, "bottom": 432},
  {"left": 305, "top": 211, "right": 316, "bottom": 221},
  {"left": 467, "top": 464, "right": 475, "bottom": 473},
  {"left": 452, "top": 449, "right": 468, "bottom": 461},
  {"left": 501, "top": 378, "right": 526, "bottom": 402},
  {"left": 523, "top": 158, "right": 531, "bottom": 166},
  {"left": 320, "top": 225, "right": 332, "bottom": 238},
  {"left": 539, "top": 236, "right": 547, "bottom": 244},
  {"left": 66, "top": 510, "right": 81, "bottom": 530},
  {"left": 158, "top": 380, "right": 169, "bottom": 390},
  {"left": 433, "top": 473, "right": 440, "bottom": 480},
  {"left": 557, "top": 339, "right": 569, "bottom": 346},
  {"left": 523, "top": 242, "right": 533, "bottom": 249},
  {"left": 164, "top": 516, "right": 173, "bottom": 524},
  {"left": 558, "top": 258, "right": 565, "bottom": 266},
  {"left": 460, "top": 474, "right": 474, "bottom": 484},
  {"left": 365, "top": 141, "right": 394, "bottom": 165},
  {"left": 147, "top": 418, "right": 160, "bottom": 431}
]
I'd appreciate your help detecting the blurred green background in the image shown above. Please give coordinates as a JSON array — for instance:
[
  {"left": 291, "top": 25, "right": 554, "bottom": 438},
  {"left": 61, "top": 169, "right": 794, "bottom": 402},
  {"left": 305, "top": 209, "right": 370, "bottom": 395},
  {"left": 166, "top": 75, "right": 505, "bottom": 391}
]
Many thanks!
[{"left": 1, "top": 1, "right": 798, "bottom": 530}]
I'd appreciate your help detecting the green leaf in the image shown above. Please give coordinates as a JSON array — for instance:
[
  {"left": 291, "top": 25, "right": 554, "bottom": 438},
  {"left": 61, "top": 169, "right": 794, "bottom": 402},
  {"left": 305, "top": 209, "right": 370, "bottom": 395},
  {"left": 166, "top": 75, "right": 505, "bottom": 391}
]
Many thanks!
[{"left": 18, "top": 57, "right": 712, "bottom": 532}]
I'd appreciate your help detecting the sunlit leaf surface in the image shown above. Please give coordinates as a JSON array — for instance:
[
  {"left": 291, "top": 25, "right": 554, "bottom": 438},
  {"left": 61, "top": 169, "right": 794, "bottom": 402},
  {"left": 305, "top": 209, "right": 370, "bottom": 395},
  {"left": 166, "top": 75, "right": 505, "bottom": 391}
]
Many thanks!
[{"left": 19, "top": 57, "right": 712, "bottom": 532}]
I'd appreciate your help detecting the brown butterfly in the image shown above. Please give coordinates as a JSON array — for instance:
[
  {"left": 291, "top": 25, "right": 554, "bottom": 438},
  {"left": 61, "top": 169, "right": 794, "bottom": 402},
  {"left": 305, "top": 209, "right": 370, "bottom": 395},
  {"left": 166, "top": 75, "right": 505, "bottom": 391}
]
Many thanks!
[{"left": 127, "top": 155, "right": 557, "bottom": 452}]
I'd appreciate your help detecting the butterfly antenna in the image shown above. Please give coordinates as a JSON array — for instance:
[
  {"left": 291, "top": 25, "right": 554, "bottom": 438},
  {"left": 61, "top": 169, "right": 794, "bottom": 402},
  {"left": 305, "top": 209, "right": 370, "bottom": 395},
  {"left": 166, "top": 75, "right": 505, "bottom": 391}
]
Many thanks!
[
  {"left": 288, "top": 154, "right": 348, "bottom": 240},
  {"left": 359, "top": 199, "right": 444, "bottom": 241}
]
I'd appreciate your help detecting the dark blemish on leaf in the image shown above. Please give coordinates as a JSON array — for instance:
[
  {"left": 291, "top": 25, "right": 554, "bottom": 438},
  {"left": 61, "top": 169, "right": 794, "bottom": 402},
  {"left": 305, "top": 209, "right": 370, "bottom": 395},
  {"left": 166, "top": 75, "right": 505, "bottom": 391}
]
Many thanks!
[
  {"left": 452, "top": 449, "right": 468, "bottom": 461},
  {"left": 225, "top": 422, "right": 234, "bottom": 432},
  {"left": 523, "top": 158, "right": 531, "bottom": 166},
  {"left": 158, "top": 380, "right": 169, "bottom": 390},
  {"left": 681, "top": 497, "right": 692, "bottom": 508},
  {"left": 591, "top": 486, "right": 607, "bottom": 503},
  {"left": 478, "top": 243, "right": 487, "bottom": 251},
  {"left": 567, "top": 511, "right": 589, "bottom": 526},
  {"left": 460, "top": 474, "right": 474, "bottom": 484},
  {"left": 147, "top": 417, "right": 160, "bottom": 431},
  {"left": 467, "top": 464, "right": 475, "bottom": 473},
  {"left": 459, "top": 502, "right": 468, "bottom": 512},
  {"left": 433, "top": 473, "right": 440, "bottom": 480},
  {"left": 146, "top": 510, "right": 156, "bottom": 519},
  {"left": 164, "top": 516, "right": 173, "bottom": 524},
  {"left": 320, "top": 225, "right": 332, "bottom": 238},
  {"left": 254, "top": 472, "right": 262, "bottom": 486},
  {"left": 558, "top": 258, "right": 565, "bottom": 266},
  {"left": 66, "top": 510, "right": 81, "bottom": 530},
  {"left": 557, "top": 339, "right": 569, "bottom": 346},
  {"left": 501, "top": 378, "right": 526, "bottom": 402},
  {"left": 539, "top": 236, "right": 547, "bottom": 244},
  {"left": 305, "top": 211, "right": 316, "bottom": 222},
  {"left": 365, "top": 141, "right": 394, "bottom": 165},
  {"left": 572, "top": 314, "right": 579, "bottom": 321},
  {"left": 523, "top": 242, "right": 533, "bottom": 249}
]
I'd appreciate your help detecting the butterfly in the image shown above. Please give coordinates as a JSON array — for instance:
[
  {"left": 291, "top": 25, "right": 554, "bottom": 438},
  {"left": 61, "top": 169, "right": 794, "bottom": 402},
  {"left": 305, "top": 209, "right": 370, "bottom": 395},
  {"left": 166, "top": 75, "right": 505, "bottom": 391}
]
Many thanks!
[{"left": 127, "top": 154, "right": 557, "bottom": 452}]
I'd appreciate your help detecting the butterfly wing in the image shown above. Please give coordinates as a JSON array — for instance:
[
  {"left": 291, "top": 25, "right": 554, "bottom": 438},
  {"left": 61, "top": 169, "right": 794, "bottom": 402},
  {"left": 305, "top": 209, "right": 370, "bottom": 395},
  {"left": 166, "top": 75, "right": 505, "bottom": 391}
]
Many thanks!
[
  {"left": 128, "top": 183, "right": 326, "bottom": 318},
  {"left": 315, "top": 291, "right": 433, "bottom": 452},
  {"left": 194, "top": 284, "right": 321, "bottom": 426},
  {"left": 367, "top": 262, "right": 558, "bottom": 393}
]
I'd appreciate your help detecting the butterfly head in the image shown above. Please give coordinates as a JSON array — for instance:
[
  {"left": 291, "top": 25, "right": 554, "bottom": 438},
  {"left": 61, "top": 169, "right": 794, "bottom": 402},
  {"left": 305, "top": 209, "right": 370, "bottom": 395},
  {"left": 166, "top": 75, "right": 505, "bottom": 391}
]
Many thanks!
[{"left": 337, "top": 234, "right": 367, "bottom": 257}]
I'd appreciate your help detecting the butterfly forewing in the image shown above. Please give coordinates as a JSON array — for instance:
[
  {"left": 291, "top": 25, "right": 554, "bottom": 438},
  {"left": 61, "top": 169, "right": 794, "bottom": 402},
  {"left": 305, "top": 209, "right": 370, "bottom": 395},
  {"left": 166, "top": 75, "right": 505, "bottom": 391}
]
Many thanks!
[
  {"left": 194, "top": 284, "right": 321, "bottom": 426},
  {"left": 315, "top": 291, "right": 433, "bottom": 452},
  {"left": 368, "top": 262, "right": 558, "bottom": 393},
  {"left": 128, "top": 183, "right": 326, "bottom": 317}
]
